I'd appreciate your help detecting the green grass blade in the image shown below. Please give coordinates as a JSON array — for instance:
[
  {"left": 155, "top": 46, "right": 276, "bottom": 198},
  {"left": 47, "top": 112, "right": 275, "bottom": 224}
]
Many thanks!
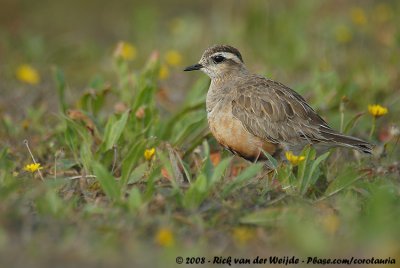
[
  {"left": 344, "top": 112, "right": 365, "bottom": 134},
  {"left": 296, "top": 146, "right": 315, "bottom": 193},
  {"left": 261, "top": 149, "right": 278, "bottom": 169},
  {"left": 53, "top": 67, "right": 67, "bottom": 114}
]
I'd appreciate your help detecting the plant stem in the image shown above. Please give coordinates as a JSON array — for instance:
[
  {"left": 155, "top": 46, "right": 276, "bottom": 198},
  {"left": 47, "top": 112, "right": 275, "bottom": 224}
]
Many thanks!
[
  {"left": 23, "top": 139, "right": 44, "bottom": 181},
  {"left": 369, "top": 117, "right": 376, "bottom": 139}
]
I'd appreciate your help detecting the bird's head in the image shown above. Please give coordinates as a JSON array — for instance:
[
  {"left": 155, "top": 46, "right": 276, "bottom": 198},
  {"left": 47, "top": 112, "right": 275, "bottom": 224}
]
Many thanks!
[{"left": 184, "top": 45, "right": 247, "bottom": 79}]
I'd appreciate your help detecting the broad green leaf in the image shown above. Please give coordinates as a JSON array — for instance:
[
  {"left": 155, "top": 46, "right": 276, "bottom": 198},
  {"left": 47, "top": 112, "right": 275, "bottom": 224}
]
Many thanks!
[
  {"left": 79, "top": 86, "right": 110, "bottom": 115},
  {"left": 132, "top": 77, "right": 157, "bottom": 110},
  {"left": 127, "top": 162, "right": 148, "bottom": 184},
  {"left": 121, "top": 140, "right": 146, "bottom": 186},
  {"left": 103, "top": 110, "right": 129, "bottom": 150},
  {"left": 240, "top": 207, "right": 291, "bottom": 226},
  {"left": 63, "top": 116, "right": 93, "bottom": 167},
  {"left": 183, "top": 173, "right": 208, "bottom": 209},
  {"left": 160, "top": 101, "right": 205, "bottom": 139},
  {"left": 296, "top": 146, "right": 315, "bottom": 192},
  {"left": 324, "top": 167, "right": 360, "bottom": 197},
  {"left": 180, "top": 161, "right": 192, "bottom": 184},
  {"left": 101, "top": 114, "right": 117, "bottom": 146},
  {"left": 222, "top": 163, "right": 264, "bottom": 197},
  {"left": 80, "top": 140, "right": 93, "bottom": 173},
  {"left": 166, "top": 144, "right": 185, "bottom": 185},
  {"left": 277, "top": 164, "right": 296, "bottom": 194},
  {"left": 92, "top": 161, "right": 120, "bottom": 201},
  {"left": 157, "top": 149, "right": 177, "bottom": 185},
  {"left": 172, "top": 118, "right": 205, "bottom": 147},
  {"left": 209, "top": 157, "right": 232, "bottom": 186},
  {"left": 183, "top": 77, "right": 209, "bottom": 106},
  {"left": 143, "top": 165, "right": 162, "bottom": 201},
  {"left": 300, "top": 151, "right": 330, "bottom": 195},
  {"left": 308, "top": 151, "right": 330, "bottom": 182},
  {"left": 128, "top": 187, "right": 142, "bottom": 212}
]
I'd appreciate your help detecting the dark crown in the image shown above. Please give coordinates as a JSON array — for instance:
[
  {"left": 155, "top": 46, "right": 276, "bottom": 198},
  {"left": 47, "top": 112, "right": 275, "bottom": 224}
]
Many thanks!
[{"left": 203, "top": 45, "right": 244, "bottom": 63}]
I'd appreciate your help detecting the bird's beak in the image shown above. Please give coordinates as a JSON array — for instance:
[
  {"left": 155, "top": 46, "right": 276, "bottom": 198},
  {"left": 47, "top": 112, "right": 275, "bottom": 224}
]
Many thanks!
[{"left": 183, "top": 63, "right": 203, "bottom": 71}]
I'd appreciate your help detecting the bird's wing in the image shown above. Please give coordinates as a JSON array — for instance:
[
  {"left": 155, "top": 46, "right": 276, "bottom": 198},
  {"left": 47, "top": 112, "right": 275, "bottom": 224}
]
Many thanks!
[{"left": 231, "top": 75, "right": 331, "bottom": 145}]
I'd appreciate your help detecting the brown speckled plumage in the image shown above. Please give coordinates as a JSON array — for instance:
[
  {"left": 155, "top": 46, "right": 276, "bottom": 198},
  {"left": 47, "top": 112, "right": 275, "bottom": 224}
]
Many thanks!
[{"left": 185, "top": 45, "right": 373, "bottom": 162}]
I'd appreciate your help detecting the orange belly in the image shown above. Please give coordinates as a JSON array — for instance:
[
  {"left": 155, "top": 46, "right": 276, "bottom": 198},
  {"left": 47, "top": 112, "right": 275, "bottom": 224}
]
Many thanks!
[{"left": 208, "top": 110, "right": 277, "bottom": 161}]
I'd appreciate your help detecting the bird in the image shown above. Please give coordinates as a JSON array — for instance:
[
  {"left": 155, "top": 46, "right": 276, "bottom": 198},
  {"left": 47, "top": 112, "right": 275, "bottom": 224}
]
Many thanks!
[{"left": 184, "top": 45, "right": 373, "bottom": 162}]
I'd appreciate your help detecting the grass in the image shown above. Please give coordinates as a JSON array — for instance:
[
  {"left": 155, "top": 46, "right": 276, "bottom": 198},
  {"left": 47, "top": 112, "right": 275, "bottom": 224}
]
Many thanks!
[{"left": 1, "top": 1, "right": 400, "bottom": 267}]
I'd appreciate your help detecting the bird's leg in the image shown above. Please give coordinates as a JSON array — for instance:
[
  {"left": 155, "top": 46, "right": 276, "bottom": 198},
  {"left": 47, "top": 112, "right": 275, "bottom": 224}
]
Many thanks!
[{"left": 253, "top": 151, "right": 261, "bottom": 163}]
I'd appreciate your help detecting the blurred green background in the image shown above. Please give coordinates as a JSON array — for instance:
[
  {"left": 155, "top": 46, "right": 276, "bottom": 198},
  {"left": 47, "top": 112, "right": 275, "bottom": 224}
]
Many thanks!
[
  {"left": 2, "top": 0, "right": 399, "bottom": 117},
  {"left": 1, "top": 0, "right": 399, "bottom": 267}
]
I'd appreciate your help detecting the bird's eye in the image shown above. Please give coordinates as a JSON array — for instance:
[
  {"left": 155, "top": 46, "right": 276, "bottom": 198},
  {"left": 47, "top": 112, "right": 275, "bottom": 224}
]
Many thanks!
[{"left": 212, "top": 55, "right": 225, "bottom": 64}]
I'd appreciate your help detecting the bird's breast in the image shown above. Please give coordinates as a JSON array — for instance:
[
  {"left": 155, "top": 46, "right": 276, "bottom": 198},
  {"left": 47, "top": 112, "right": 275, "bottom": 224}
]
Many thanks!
[{"left": 207, "top": 102, "right": 277, "bottom": 161}]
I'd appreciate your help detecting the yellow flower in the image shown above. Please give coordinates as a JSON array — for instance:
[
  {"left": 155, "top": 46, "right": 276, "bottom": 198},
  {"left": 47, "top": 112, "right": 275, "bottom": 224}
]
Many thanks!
[
  {"left": 21, "top": 119, "right": 30, "bottom": 130},
  {"left": 159, "top": 64, "right": 169, "bottom": 80},
  {"left": 351, "top": 7, "right": 367, "bottom": 26},
  {"left": 155, "top": 227, "right": 174, "bottom": 247},
  {"left": 114, "top": 41, "right": 137, "bottom": 61},
  {"left": 16, "top": 64, "right": 40, "bottom": 85},
  {"left": 368, "top": 104, "right": 388, "bottom": 117},
  {"left": 285, "top": 151, "right": 305, "bottom": 166},
  {"left": 335, "top": 25, "right": 352, "bottom": 44},
  {"left": 165, "top": 50, "right": 182, "bottom": 66},
  {"left": 232, "top": 227, "right": 255, "bottom": 245},
  {"left": 144, "top": 148, "right": 156, "bottom": 161},
  {"left": 24, "top": 163, "right": 43, "bottom": 173}
]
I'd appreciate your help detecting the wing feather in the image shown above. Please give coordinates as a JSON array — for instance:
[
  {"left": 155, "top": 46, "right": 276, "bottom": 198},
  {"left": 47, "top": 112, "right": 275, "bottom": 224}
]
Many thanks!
[{"left": 231, "top": 75, "right": 330, "bottom": 145}]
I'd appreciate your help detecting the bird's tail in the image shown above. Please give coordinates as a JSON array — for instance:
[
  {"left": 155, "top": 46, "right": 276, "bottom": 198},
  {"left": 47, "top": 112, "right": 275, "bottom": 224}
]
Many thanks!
[{"left": 320, "top": 128, "right": 374, "bottom": 154}]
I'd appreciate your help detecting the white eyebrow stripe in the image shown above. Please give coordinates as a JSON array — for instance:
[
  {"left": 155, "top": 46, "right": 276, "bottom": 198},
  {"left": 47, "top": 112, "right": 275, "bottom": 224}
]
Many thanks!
[{"left": 211, "top": 52, "right": 241, "bottom": 63}]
